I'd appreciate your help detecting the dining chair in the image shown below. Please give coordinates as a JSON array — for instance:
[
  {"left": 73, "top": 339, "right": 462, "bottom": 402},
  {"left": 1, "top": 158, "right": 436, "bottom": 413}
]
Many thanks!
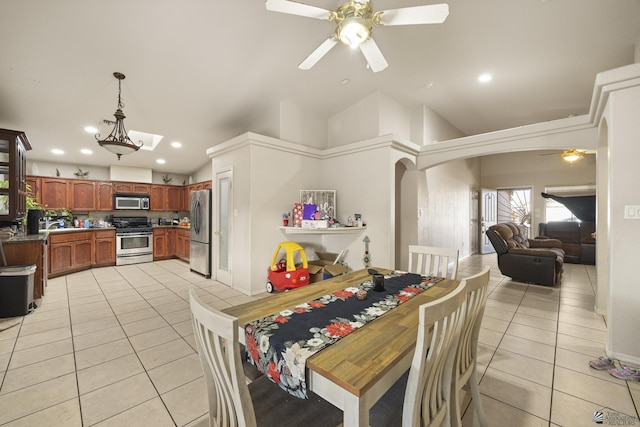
[
  {"left": 402, "top": 279, "right": 467, "bottom": 427},
  {"left": 408, "top": 245, "right": 460, "bottom": 280},
  {"left": 189, "top": 289, "right": 343, "bottom": 427},
  {"left": 451, "top": 266, "right": 491, "bottom": 427}
]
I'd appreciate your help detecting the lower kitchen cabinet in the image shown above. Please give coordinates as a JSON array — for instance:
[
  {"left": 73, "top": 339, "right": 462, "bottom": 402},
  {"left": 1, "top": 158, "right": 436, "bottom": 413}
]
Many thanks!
[
  {"left": 154, "top": 227, "right": 188, "bottom": 261},
  {"left": 49, "top": 231, "right": 93, "bottom": 278},
  {"left": 153, "top": 228, "right": 170, "bottom": 260},
  {"left": 175, "top": 228, "right": 190, "bottom": 261},
  {"left": 2, "top": 235, "right": 48, "bottom": 300},
  {"left": 93, "top": 229, "right": 116, "bottom": 267}
]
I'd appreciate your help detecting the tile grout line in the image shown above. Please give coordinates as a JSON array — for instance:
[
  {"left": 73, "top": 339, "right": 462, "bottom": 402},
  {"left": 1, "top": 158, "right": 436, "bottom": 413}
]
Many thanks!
[{"left": 86, "top": 264, "right": 182, "bottom": 427}]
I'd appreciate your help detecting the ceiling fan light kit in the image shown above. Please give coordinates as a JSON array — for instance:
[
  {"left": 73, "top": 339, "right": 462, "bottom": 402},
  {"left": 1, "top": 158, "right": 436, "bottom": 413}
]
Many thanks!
[
  {"left": 562, "top": 149, "right": 584, "bottom": 164},
  {"left": 265, "top": 0, "right": 449, "bottom": 72}
]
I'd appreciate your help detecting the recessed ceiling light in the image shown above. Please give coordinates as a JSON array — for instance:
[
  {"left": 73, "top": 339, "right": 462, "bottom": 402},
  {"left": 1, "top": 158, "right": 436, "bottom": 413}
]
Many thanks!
[
  {"left": 171, "top": 141, "right": 182, "bottom": 148},
  {"left": 340, "top": 78, "right": 350, "bottom": 85},
  {"left": 478, "top": 73, "right": 492, "bottom": 83},
  {"left": 84, "top": 126, "right": 98, "bottom": 133},
  {"left": 156, "top": 159, "right": 166, "bottom": 164},
  {"left": 51, "top": 149, "right": 64, "bottom": 155},
  {"left": 81, "top": 148, "right": 92, "bottom": 155}
]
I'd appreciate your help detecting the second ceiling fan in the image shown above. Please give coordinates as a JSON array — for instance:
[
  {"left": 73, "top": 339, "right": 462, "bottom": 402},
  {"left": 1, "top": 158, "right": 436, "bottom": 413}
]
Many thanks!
[{"left": 265, "top": 0, "right": 449, "bottom": 72}]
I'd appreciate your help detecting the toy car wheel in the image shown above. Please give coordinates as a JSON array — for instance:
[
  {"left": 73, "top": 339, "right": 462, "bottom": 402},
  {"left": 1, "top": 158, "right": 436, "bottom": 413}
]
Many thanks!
[{"left": 266, "top": 282, "right": 274, "bottom": 293}]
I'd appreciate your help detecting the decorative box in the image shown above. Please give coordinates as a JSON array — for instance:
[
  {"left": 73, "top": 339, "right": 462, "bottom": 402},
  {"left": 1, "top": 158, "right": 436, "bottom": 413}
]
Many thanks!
[{"left": 301, "top": 220, "right": 329, "bottom": 229}]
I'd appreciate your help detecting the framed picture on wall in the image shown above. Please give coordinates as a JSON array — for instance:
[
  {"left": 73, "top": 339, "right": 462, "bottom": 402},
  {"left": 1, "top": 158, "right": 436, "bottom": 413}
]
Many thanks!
[{"left": 300, "top": 190, "right": 336, "bottom": 219}]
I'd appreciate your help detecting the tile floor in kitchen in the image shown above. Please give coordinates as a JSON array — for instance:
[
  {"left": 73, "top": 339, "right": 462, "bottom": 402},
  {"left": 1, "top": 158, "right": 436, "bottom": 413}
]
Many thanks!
[{"left": 0, "top": 255, "right": 638, "bottom": 426}]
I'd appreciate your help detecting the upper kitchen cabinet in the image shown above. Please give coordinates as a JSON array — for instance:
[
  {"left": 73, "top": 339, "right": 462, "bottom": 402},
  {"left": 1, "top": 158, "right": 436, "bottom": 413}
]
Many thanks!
[
  {"left": 113, "top": 182, "right": 150, "bottom": 195},
  {"left": 0, "top": 129, "right": 31, "bottom": 222},
  {"left": 41, "top": 178, "right": 69, "bottom": 210},
  {"left": 150, "top": 185, "right": 166, "bottom": 211},
  {"left": 166, "top": 186, "right": 181, "bottom": 211},
  {"left": 26, "top": 176, "right": 41, "bottom": 206},
  {"left": 96, "top": 182, "right": 113, "bottom": 211},
  {"left": 70, "top": 179, "right": 96, "bottom": 211}
]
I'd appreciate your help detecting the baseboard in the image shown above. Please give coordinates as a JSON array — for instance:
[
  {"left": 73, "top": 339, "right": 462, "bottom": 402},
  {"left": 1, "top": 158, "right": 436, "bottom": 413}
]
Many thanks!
[{"left": 605, "top": 344, "right": 640, "bottom": 367}]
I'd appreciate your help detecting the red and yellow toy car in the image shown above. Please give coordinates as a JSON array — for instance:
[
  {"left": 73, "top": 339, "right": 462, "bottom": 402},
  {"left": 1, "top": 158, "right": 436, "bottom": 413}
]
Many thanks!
[{"left": 266, "top": 241, "right": 309, "bottom": 293}]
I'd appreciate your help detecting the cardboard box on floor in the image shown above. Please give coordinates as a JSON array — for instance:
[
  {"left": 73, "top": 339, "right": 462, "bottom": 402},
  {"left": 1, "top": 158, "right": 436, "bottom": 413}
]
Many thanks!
[{"left": 307, "top": 252, "right": 347, "bottom": 283}]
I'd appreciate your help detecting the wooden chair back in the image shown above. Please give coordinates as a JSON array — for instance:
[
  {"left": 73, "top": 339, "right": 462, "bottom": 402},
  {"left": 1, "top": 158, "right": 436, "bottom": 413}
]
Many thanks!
[
  {"left": 408, "top": 245, "right": 459, "bottom": 280},
  {"left": 451, "top": 267, "right": 491, "bottom": 427},
  {"left": 189, "top": 288, "right": 257, "bottom": 427},
  {"left": 403, "top": 280, "right": 467, "bottom": 427}
]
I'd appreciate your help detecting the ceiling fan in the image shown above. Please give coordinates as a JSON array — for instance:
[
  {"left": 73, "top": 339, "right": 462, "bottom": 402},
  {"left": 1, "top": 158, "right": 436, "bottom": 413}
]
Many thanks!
[
  {"left": 265, "top": 0, "right": 449, "bottom": 72},
  {"left": 540, "top": 149, "right": 596, "bottom": 164}
]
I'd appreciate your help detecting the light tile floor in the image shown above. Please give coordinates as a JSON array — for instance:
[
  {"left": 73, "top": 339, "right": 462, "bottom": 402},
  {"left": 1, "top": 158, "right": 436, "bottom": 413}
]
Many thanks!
[{"left": 0, "top": 256, "right": 638, "bottom": 426}]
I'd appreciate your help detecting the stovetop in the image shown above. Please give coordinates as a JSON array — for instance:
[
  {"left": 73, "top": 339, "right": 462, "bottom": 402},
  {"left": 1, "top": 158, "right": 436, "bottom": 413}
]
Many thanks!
[{"left": 113, "top": 216, "right": 152, "bottom": 234}]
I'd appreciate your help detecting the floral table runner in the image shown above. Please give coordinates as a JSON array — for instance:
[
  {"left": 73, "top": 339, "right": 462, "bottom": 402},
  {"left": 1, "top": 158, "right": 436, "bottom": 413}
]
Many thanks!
[{"left": 245, "top": 272, "right": 443, "bottom": 399}]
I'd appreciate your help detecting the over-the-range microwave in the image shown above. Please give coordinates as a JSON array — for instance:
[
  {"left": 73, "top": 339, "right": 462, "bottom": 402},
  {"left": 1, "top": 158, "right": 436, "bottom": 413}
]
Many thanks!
[{"left": 114, "top": 193, "right": 150, "bottom": 210}]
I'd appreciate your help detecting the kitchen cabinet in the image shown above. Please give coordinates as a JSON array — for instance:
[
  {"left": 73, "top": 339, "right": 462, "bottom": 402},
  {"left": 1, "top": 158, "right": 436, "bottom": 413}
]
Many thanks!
[
  {"left": 41, "top": 178, "right": 69, "bottom": 210},
  {"left": 153, "top": 228, "right": 169, "bottom": 260},
  {"left": 0, "top": 129, "right": 31, "bottom": 221},
  {"left": 153, "top": 227, "right": 183, "bottom": 260},
  {"left": 181, "top": 186, "right": 190, "bottom": 212},
  {"left": 150, "top": 185, "right": 166, "bottom": 211},
  {"left": 2, "top": 235, "right": 48, "bottom": 300},
  {"left": 167, "top": 228, "right": 176, "bottom": 256},
  {"left": 93, "top": 229, "right": 115, "bottom": 267},
  {"left": 96, "top": 182, "right": 113, "bottom": 211},
  {"left": 113, "top": 182, "right": 150, "bottom": 195},
  {"left": 180, "top": 181, "right": 212, "bottom": 212},
  {"left": 49, "top": 231, "right": 93, "bottom": 278},
  {"left": 175, "top": 228, "right": 190, "bottom": 261},
  {"left": 70, "top": 180, "right": 96, "bottom": 211},
  {"left": 26, "top": 176, "right": 41, "bottom": 205},
  {"left": 166, "top": 186, "right": 181, "bottom": 211}
]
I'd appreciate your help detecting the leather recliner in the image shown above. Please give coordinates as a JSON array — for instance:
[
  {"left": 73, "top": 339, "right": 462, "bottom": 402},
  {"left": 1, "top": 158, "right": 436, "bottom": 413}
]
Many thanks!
[{"left": 486, "top": 222, "right": 565, "bottom": 286}]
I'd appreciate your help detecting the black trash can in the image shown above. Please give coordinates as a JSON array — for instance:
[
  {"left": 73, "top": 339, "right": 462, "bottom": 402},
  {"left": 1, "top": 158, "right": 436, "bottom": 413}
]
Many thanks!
[{"left": 0, "top": 264, "right": 36, "bottom": 317}]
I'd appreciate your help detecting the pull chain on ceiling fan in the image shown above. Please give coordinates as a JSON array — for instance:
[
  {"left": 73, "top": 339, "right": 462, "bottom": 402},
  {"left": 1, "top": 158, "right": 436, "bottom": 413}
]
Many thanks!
[{"left": 265, "top": 0, "right": 449, "bottom": 72}]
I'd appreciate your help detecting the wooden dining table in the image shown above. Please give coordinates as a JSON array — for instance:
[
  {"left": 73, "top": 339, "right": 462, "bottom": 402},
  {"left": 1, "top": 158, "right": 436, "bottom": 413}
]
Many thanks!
[{"left": 222, "top": 267, "right": 460, "bottom": 427}]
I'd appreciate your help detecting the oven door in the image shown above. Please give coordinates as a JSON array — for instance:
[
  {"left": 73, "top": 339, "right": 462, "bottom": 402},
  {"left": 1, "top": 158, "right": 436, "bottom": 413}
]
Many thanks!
[{"left": 116, "top": 233, "right": 153, "bottom": 256}]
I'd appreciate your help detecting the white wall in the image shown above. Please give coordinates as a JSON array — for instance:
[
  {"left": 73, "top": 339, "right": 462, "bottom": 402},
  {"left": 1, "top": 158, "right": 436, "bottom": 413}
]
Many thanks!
[
  {"left": 419, "top": 158, "right": 481, "bottom": 260},
  {"left": 411, "top": 105, "right": 465, "bottom": 145},
  {"left": 208, "top": 133, "right": 422, "bottom": 294},
  {"left": 279, "top": 101, "right": 327, "bottom": 149},
  {"left": 28, "top": 161, "right": 110, "bottom": 180},
  {"left": 27, "top": 160, "right": 190, "bottom": 185},
  {"left": 604, "top": 84, "right": 640, "bottom": 365},
  {"left": 327, "top": 92, "right": 381, "bottom": 147},
  {"left": 209, "top": 133, "right": 324, "bottom": 295},
  {"left": 189, "top": 162, "right": 212, "bottom": 184}
]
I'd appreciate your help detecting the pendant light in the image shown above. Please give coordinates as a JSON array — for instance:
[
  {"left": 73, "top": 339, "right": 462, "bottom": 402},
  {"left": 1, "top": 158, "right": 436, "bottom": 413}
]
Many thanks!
[{"left": 95, "top": 72, "right": 142, "bottom": 160}]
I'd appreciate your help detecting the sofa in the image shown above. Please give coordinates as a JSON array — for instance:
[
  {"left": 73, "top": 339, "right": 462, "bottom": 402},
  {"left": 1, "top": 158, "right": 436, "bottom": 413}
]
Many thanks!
[
  {"left": 537, "top": 221, "right": 595, "bottom": 265},
  {"left": 486, "top": 222, "right": 565, "bottom": 286}
]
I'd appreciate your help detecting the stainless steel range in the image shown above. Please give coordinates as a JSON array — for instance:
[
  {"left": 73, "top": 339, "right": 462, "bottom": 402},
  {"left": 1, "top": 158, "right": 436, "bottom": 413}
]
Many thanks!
[{"left": 113, "top": 216, "right": 153, "bottom": 266}]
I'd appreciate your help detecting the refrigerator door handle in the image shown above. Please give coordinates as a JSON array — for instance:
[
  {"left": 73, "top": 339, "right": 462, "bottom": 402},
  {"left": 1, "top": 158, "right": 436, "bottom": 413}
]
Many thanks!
[{"left": 193, "top": 199, "right": 201, "bottom": 235}]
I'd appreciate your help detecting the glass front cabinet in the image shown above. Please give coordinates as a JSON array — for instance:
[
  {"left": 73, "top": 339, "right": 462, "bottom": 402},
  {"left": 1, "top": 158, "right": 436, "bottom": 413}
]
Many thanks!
[{"left": 0, "top": 129, "right": 31, "bottom": 222}]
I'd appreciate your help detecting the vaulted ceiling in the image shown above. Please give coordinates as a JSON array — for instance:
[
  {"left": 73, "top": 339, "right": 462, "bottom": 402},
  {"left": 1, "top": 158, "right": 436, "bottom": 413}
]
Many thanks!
[{"left": 1, "top": 0, "right": 639, "bottom": 174}]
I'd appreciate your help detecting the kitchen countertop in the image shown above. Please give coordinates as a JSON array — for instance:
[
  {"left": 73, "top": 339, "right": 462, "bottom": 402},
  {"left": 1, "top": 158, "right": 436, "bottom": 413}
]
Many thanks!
[
  {"left": 1, "top": 232, "right": 50, "bottom": 243},
  {"left": 40, "top": 227, "right": 116, "bottom": 234},
  {"left": 152, "top": 225, "right": 190, "bottom": 230}
]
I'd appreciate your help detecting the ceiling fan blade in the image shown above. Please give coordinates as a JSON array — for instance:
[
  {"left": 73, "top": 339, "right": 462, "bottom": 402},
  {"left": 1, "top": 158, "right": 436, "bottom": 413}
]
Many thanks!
[
  {"left": 299, "top": 37, "right": 338, "bottom": 70},
  {"left": 359, "top": 38, "right": 388, "bottom": 73},
  {"left": 265, "top": 0, "right": 332, "bottom": 20},
  {"left": 377, "top": 3, "right": 449, "bottom": 26}
]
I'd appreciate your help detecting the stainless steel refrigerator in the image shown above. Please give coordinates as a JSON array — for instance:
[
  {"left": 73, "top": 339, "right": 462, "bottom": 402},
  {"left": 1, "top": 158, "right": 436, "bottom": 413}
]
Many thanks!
[{"left": 190, "top": 189, "right": 212, "bottom": 278}]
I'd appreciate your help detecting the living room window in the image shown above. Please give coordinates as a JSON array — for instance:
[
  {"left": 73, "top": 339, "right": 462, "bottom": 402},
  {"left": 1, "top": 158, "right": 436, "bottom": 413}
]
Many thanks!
[
  {"left": 544, "top": 185, "right": 596, "bottom": 223},
  {"left": 497, "top": 188, "right": 532, "bottom": 236}
]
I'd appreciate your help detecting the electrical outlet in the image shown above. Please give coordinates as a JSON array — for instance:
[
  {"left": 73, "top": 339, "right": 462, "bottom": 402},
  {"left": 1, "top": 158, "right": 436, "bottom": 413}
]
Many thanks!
[{"left": 624, "top": 205, "right": 640, "bottom": 219}]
